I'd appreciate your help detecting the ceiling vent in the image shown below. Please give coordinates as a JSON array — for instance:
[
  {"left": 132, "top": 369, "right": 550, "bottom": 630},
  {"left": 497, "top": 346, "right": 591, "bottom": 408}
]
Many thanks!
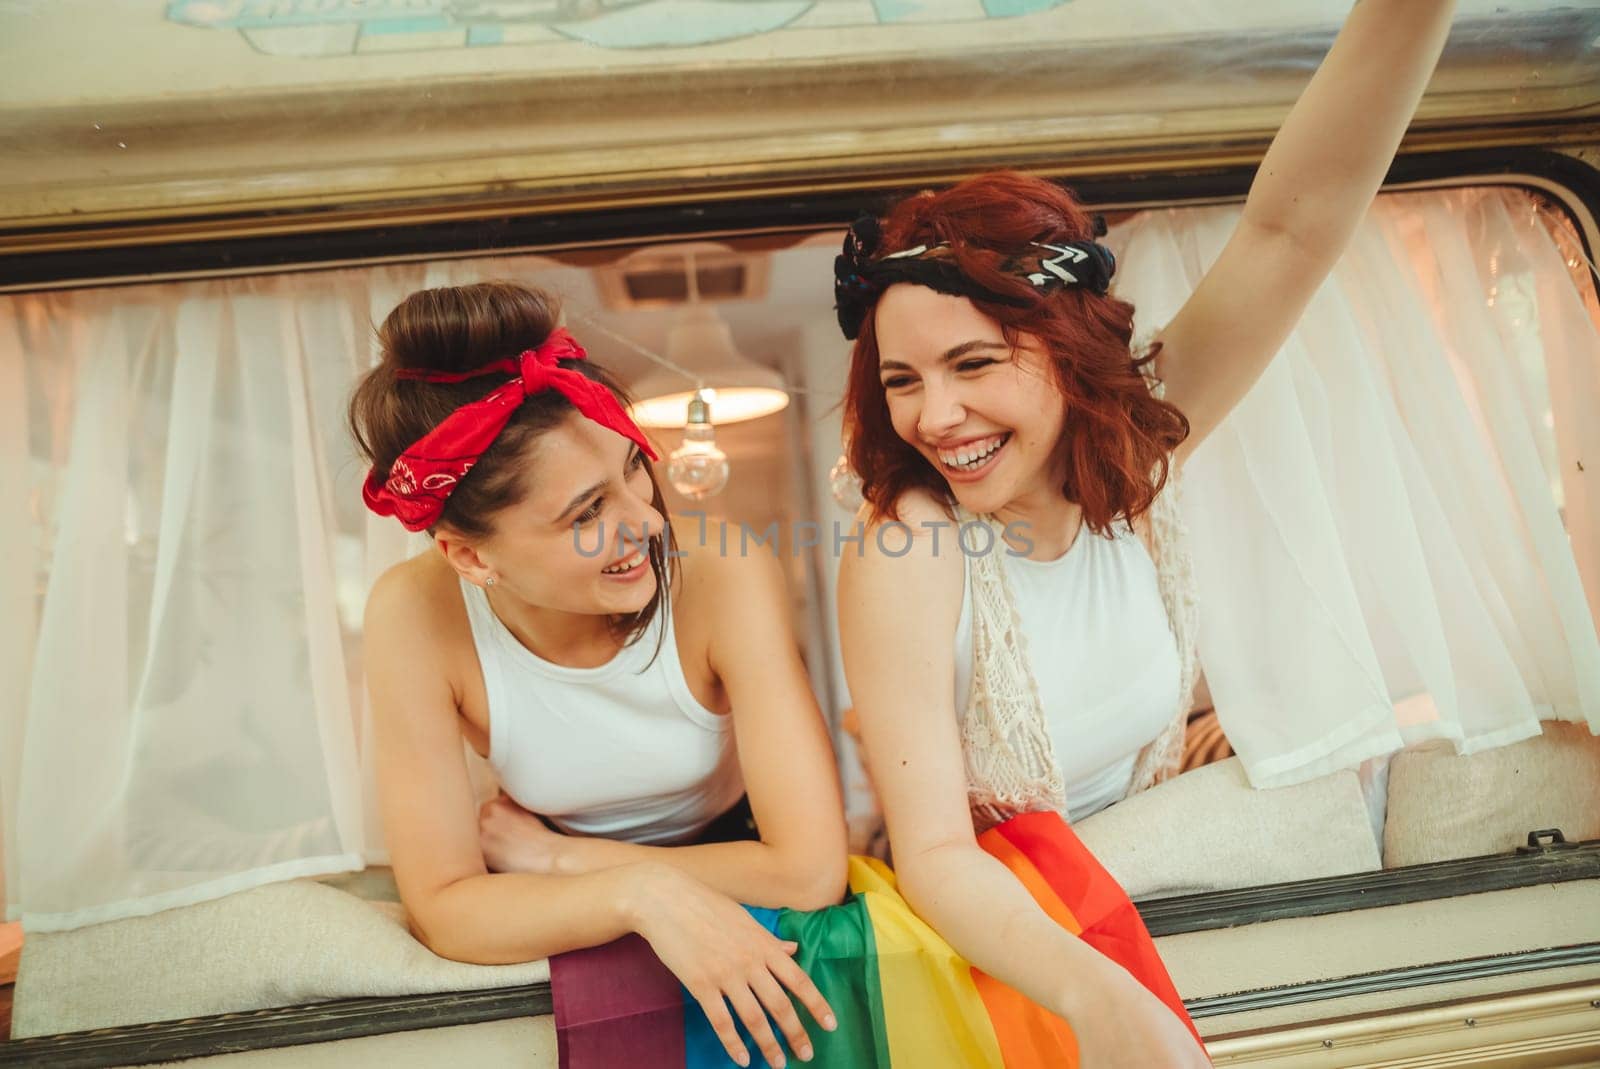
[{"left": 595, "top": 244, "right": 770, "bottom": 310}]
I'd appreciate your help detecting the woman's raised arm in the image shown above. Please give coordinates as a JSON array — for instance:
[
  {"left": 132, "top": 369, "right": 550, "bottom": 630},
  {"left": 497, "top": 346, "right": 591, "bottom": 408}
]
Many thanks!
[{"left": 1158, "top": 0, "right": 1456, "bottom": 463}]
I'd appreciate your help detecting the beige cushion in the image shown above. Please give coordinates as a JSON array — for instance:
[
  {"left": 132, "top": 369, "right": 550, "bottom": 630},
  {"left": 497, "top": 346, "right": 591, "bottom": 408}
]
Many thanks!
[
  {"left": 1075, "top": 756, "right": 1381, "bottom": 900},
  {"left": 1383, "top": 720, "right": 1600, "bottom": 868},
  {"left": 11, "top": 876, "right": 548, "bottom": 1038}
]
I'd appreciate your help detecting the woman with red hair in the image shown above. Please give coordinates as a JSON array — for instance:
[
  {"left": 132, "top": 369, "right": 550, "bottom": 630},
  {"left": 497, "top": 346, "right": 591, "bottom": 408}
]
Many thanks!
[{"left": 836, "top": 2, "right": 1457, "bottom": 1065}]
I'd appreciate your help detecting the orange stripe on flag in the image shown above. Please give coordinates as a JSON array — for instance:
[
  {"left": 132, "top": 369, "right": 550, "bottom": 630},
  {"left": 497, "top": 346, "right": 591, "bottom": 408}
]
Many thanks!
[
  {"left": 970, "top": 967, "right": 1081, "bottom": 1069},
  {"left": 996, "top": 812, "right": 1205, "bottom": 1051},
  {"left": 978, "top": 826, "right": 1084, "bottom": 936}
]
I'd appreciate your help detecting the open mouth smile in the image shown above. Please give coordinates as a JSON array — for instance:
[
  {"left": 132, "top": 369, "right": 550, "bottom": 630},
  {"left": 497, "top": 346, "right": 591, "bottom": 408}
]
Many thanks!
[
  {"left": 601, "top": 548, "right": 649, "bottom": 579},
  {"left": 934, "top": 433, "right": 1011, "bottom": 479}
]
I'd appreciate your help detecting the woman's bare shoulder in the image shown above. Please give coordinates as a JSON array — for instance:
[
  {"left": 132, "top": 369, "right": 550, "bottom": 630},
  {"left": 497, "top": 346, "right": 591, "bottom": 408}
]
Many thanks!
[
  {"left": 841, "top": 488, "right": 964, "bottom": 623},
  {"left": 861, "top": 486, "right": 959, "bottom": 531},
  {"left": 670, "top": 513, "right": 787, "bottom": 602},
  {"left": 664, "top": 512, "right": 734, "bottom": 595},
  {"left": 365, "top": 551, "right": 468, "bottom": 648}
]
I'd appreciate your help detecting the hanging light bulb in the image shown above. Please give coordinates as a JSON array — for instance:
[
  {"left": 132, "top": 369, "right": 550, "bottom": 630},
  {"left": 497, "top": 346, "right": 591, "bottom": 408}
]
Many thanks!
[
  {"left": 666, "top": 389, "right": 730, "bottom": 500},
  {"left": 627, "top": 247, "right": 788, "bottom": 429}
]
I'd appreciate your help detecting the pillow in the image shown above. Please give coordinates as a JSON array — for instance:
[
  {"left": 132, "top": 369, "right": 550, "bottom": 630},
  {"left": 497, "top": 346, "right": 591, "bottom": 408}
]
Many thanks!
[
  {"left": 11, "top": 877, "right": 548, "bottom": 1038},
  {"left": 1382, "top": 720, "right": 1600, "bottom": 868},
  {"left": 1075, "top": 757, "right": 1382, "bottom": 900}
]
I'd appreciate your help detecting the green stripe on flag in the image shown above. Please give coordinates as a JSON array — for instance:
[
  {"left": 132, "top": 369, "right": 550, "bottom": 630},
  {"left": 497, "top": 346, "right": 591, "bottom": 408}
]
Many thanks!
[{"left": 776, "top": 894, "right": 892, "bottom": 1067}]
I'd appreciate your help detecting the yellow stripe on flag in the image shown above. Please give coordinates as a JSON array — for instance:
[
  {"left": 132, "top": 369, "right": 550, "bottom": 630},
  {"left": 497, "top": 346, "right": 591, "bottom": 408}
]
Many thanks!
[{"left": 848, "top": 858, "right": 1006, "bottom": 1068}]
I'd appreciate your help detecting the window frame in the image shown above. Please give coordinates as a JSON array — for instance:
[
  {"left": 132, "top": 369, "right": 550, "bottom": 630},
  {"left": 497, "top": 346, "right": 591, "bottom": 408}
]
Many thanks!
[
  {"left": 2, "top": 148, "right": 1597, "bottom": 294},
  {"left": 3, "top": 144, "right": 1598, "bottom": 1064},
  {"left": 2, "top": 838, "right": 1596, "bottom": 1066}
]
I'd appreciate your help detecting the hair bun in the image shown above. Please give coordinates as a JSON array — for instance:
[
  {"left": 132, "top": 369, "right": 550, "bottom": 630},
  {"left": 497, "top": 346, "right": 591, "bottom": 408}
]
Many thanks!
[{"left": 378, "top": 282, "right": 562, "bottom": 376}]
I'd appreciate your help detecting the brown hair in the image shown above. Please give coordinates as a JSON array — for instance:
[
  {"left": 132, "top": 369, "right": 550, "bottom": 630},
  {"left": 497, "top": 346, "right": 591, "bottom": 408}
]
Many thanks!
[
  {"left": 844, "top": 172, "right": 1190, "bottom": 535},
  {"left": 349, "top": 281, "right": 675, "bottom": 648}
]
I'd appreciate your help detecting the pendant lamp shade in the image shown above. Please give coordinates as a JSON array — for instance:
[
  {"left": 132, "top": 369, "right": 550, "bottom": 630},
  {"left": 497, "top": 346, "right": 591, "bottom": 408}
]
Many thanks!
[{"left": 628, "top": 304, "right": 789, "bottom": 428}]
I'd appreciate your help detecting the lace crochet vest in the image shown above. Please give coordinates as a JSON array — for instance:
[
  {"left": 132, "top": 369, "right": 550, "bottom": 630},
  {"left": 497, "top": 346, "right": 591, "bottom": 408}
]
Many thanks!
[{"left": 956, "top": 365, "right": 1201, "bottom": 832}]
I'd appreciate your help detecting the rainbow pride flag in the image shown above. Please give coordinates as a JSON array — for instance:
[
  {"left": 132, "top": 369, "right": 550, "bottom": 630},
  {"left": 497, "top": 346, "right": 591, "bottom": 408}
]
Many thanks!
[{"left": 550, "top": 811, "right": 1205, "bottom": 1067}]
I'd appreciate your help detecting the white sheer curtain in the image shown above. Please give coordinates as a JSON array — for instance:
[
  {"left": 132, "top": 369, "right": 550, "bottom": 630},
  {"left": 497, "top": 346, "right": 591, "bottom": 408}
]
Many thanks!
[
  {"left": 4, "top": 188, "right": 1596, "bottom": 933},
  {"left": 4, "top": 273, "right": 382, "bottom": 931},
  {"left": 1, "top": 258, "right": 539, "bottom": 932},
  {"left": 1112, "top": 188, "right": 1600, "bottom": 789}
]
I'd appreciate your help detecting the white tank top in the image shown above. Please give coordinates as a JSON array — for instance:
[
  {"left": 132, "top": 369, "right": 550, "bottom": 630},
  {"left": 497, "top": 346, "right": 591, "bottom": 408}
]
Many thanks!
[
  {"left": 459, "top": 578, "right": 745, "bottom": 845},
  {"left": 953, "top": 523, "right": 1181, "bottom": 823}
]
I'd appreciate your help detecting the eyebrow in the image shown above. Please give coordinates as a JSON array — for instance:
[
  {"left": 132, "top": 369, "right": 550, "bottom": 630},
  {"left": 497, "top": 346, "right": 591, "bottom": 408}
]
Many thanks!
[
  {"left": 557, "top": 480, "right": 606, "bottom": 523},
  {"left": 879, "top": 340, "right": 1009, "bottom": 373},
  {"left": 555, "top": 444, "right": 642, "bottom": 523}
]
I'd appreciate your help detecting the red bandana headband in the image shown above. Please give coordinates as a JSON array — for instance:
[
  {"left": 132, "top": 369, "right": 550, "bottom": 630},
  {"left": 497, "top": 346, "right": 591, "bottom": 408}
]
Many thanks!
[{"left": 361, "top": 328, "right": 660, "bottom": 532}]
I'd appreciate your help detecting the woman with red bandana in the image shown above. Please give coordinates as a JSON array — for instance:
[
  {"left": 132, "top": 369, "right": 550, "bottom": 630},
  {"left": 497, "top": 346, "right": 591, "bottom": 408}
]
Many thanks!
[
  {"left": 834, "top": 2, "right": 1457, "bottom": 1067},
  {"left": 351, "top": 282, "right": 845, "bottom": 1069}
]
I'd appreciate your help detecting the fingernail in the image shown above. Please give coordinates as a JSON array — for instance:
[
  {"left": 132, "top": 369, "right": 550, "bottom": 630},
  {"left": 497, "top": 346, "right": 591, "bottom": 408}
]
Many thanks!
[
  {"left": 773, "top": 1056, "right": 786, "bottom": 1069},
  {"left": 735, "top": 1053, "right": 750, "bottom": 1068},
  {"left": 823, "top": 1014, "right": 838, "bottom": 1031},
  {"left": 799, "top": 1043, "right": 815, "bottom": 1061}
]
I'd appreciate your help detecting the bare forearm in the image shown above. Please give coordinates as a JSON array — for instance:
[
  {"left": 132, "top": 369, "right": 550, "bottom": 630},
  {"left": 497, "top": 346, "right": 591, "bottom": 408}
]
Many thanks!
[
  {"left": 414, "top": 865, "right": 650, "bottom": 965},
  {"left": 897, "top": 843, "right": 1143, "bottom": 1023},
  {"left": 1246, "top": 0, "right": 1455, "bottom": 251},
  {"left": 562, "top": 836, "right": 844, "bottom": 912}
]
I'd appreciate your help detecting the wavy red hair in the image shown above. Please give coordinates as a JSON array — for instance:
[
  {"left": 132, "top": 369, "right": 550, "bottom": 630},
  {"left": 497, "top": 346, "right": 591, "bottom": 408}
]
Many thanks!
[{"left": 843, "top": 172, "right": 1189, "bottom": 535}]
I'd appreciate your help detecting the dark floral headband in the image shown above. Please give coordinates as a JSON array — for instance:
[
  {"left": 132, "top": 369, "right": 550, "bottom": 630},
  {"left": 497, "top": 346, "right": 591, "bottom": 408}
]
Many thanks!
[{"left": 832, "top": 213, "right": 1117, "bottom": 341}]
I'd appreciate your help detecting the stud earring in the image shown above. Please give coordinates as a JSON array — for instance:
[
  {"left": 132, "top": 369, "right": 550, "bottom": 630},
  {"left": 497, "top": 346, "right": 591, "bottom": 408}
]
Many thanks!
[{"left": 485, "top": 575, "right": 497, "bottom": 587}]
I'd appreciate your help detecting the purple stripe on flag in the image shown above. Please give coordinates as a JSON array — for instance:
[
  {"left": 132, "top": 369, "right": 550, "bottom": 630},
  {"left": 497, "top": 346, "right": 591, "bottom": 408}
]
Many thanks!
[{"left": 551, "top": 933, "right": 686, "bottom": 1068}]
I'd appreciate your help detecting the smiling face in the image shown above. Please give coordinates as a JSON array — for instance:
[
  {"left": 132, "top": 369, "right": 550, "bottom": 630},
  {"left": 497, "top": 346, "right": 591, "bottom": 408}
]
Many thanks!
[
  {"left": 873, "top": 283, "right": 1068, "bottom": 517},
  {"left": 466, "top": 412, "right": 665, "bottom": 617}
]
